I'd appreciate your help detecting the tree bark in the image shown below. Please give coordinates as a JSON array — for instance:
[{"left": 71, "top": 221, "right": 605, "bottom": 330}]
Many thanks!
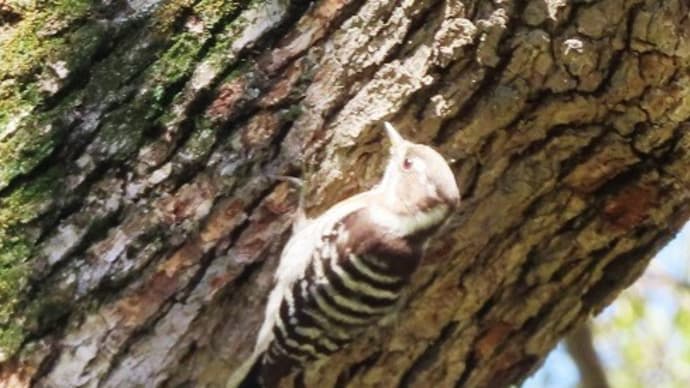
[{"left": 1, "top": 0, "right": 689, "bottom": 387}]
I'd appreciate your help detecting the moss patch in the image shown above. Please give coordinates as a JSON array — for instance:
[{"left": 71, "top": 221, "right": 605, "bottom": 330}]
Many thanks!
[
  {"left": 0, "top": 0, "right": 246, "bottom": 363},
  {"left": 0, "top": 323, "right": 23, "bottom": 361},
  {"left": 0, "top": 0, "right": 94, "bottom": 130}
]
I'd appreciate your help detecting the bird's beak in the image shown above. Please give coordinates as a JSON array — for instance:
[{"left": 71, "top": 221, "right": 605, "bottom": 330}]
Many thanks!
[{"left": 384, "top": 122, "right": 405, "bottom": 153}]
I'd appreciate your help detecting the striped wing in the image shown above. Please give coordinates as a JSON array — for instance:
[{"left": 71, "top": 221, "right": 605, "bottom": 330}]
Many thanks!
[{"left": 260, "top": 207, "right": 417, "bottom": 386}]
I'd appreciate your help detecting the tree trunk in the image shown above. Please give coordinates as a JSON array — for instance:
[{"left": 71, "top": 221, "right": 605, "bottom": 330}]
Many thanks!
[{"left": 1, "top": 0, "right": 689, "bottom": 386}]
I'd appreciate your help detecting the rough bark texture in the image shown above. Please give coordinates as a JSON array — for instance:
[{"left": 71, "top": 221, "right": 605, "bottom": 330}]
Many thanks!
[{"left": 1, "top": 0, "right": 689, "bottom": 387}]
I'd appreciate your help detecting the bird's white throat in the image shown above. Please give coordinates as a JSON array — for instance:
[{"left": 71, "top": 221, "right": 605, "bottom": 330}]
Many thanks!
[{"left": 369, "top": 204, "right": 449, "bottom": 237}]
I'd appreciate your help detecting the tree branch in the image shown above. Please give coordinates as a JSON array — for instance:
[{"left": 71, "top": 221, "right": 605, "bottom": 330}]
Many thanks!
[{"left": 566, "top": 323, "right": 610, "bottom": 388}]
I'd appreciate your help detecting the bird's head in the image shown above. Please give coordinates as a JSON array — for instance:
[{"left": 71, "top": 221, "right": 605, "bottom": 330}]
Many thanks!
[{"left": 377, "top": 122, "right": 460, "bottom": 219}]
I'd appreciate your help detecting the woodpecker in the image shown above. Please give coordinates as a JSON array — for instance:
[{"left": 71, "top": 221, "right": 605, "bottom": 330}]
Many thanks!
[{"left": 227, "top": 122, "right": 460, "bottom": 388}]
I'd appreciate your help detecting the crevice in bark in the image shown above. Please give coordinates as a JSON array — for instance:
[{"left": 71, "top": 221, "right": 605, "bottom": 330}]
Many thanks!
[
  {"left": 41, "top": 40, "right": 110, "bottom": 111},
  {"left": 98, "top": 182, "right": 278, "bottom": 384},
  {"left": 591, "top": 2, "right": 642, "bottom": 99},
  {"left": 590, "top": 158, "right": 648, "bottom": 200},
  {"left": 395, "top": 0, "right": 446, "bottom": 59},
  {"left": 262, "top": 0, "right": 370, "bottom": 76},
  {"left": 38, "top": 16, "right": 144, "bottom": 112},
  {"left": 334, "top": 351, "right": 382, "bottom": 388},
  {"left": 457, "top": 156, "right": 480, "bottom": 200},
  {"left": 398, "top": 320, "right": 458, "bottom": 388},
  {"left": 555, "top": 128, "right": 609, "bottom": 182},
  {"left": 29, "top": 342, "right": 61, "bottom": 387},
  {"left": 146, "top": 0, "right": 313, "bottom": 174},
  {"left": 32, "top": 161, "right": 118, "bottom": 248},
  {"left": 519, "top": 298, "right": 560, "bottom": 340},
  {"left": 582, "top": 227, "right": 666, "bottom": 311},
  {"left": 183, "top": 185, "right": 279, "bottom": 300},
  {"left": 0, "top": 4, "right": 22, "bottom": 27},
  {"left": 475, "top": 295, "right": 496, "bottom": 320},
  {"left": 453, "top": 344, "right": 478, "bottom": 388},
  {"left": 645, "top": 125, "right": 687, "bottom": 167},
  {"left": 26, "top": 197, "right": 124, "bottom": 304}
]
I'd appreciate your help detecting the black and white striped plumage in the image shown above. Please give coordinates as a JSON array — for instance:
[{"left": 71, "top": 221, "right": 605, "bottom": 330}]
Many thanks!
[{"left": 228, "top": 123, "right": 460, "bottom": 388}]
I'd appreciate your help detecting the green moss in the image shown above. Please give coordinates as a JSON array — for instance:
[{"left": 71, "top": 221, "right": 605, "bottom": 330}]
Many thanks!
[
  {"left": 0, "top": 0, "right": 94, "bottom": 128},
  {"left": 59, "top": 22, "right": 110, "bottom": 71},
  {"left": 283, "top": 104, "right": 303, "bottom": 121},
  {"left": 0, "top": 323, "right": 24, "bottom": 362},
  {"left": 151, "top": 0, "right": 197, "bottom": 33},
  {"left": 196, "top": 0, "right": 240, "bottom": 24},
  {"left": 0, "top": 160, "right": 73, "bottom": 358},
  {"left": 0, "top": 0, "right": 248, "bottom": 362},
  {"left": 145, "top": 0, "right": 243, "bottom": 99},
  {"left": 0, "top": 256, "right": 29, "bottom": 321},
  {"left": 146, "top": 32, "right": 208, "bottom": 110},
  {"left": 0, "top": 234, "right": 31, "bottom": 359},
  {"left": 0, "top": 0, "right": 235, "bottom": 188},
  {"left": 0, "top": 168, "right": 62, "bottom": 333},
  {"left": 0, "top": 121, "right": 59, "bottom": 190},
  {"left": 0, "top": 168, "right": 60, "bottom": 227},
  {"left": 159, "top": 33, "right": 205, "bottom": 80},
  {"left": 0, "top": 19, "right": 110, "bottom": 189},
  {"left": 181, "top": 125, "right": 217, "bottom": 160},
  {"left": 0, "top": 19, "right": 108, "bottom": 100}
]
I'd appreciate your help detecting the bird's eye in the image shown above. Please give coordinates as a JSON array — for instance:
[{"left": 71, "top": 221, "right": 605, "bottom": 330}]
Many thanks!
[{"left": 402, "top": 158, "right": 413, "bottom": 170}]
